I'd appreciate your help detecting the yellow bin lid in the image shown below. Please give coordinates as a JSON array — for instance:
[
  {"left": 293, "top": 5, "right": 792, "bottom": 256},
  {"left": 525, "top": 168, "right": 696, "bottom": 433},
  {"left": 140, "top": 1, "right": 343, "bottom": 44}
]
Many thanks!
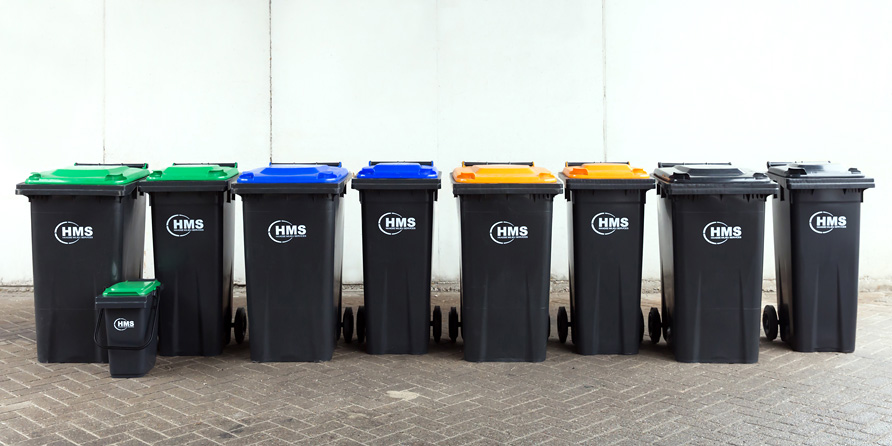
[
  {"left": 452, "top": 162, "right": 557, "bottom": 184},
  {"left": 562, "top": 162, "right": 649, "bottom": 179}
]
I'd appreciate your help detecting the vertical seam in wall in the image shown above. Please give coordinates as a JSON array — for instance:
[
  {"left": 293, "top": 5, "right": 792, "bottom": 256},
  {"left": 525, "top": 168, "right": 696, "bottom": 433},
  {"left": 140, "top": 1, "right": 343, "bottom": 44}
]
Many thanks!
[
  {"left": 102, "top": 0, "right": 107, "bottom": 163},
  {"left": 268, "top": 0, "right": 273, "bottom": 162},
  {"left": 434, "top": 0, "right": 440, "bottom": 280},
  {"left": 601, "top": 0, "right": 607, "bottom": 162}
]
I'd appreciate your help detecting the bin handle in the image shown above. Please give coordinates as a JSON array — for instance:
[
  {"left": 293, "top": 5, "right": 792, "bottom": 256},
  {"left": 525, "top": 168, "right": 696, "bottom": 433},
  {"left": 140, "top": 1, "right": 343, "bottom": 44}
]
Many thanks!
[
  {"left": 368, "top": 161, "right": 434, "bottom": 166},
  {"left": 269, "top": 162, "right": 342, "bottom": 167},
  {"left": 93, "top": 298, "right": 159, "bottom": 351},
  {"left": 75, "top": 163, "right": 148, "bottom": 169}
]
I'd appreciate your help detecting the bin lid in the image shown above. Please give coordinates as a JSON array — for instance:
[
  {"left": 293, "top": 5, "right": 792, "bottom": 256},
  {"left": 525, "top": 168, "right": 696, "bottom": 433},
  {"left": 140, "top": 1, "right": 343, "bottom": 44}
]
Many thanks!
[
  {"left": 451, "top": 162, "right": 562, "bottom": 195},
  {"left": 144, "top": 163, "right": 239, "bottom": 182},
  {"left": 560, "top": 162, "right": 655, "bottom": 191},
  {"left": 15, "top": 163, "right": 150, "bottom": 197},
  {"left": 352, "top": 162, "right": 441, "bottom": 191},
  {"left": 232, "top": 163, "right": 351, "bottom": 195},
  {"left": 653, "top": 162, "right": 778, "bottom": 196},
  {"left": 102, "top": 280, "right": 161, "bottom": 297},
  {"left": 766, "top": 162, "right": 875, "bottom": 190}
]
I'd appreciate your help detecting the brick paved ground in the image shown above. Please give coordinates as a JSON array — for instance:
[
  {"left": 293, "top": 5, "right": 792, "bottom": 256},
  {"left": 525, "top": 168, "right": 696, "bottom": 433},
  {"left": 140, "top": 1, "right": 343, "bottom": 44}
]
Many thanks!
[{"left": 1, "top": 287, "right": 892, "bottom": 445}]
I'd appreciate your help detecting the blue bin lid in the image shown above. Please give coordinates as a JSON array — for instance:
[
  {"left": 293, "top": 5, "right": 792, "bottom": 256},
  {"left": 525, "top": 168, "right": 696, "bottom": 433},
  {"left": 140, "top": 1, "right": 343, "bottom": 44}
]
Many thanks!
[
  {"left": 355, "top": 162, "right": 440, "bottom": 179},
  {"left": 237, "top": 163, "right": 350, "bottom": 184}
]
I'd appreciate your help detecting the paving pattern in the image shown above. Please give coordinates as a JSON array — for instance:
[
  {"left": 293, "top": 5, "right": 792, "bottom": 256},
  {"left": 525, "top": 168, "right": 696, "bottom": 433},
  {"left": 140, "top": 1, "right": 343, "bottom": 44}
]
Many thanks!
[{"left": 1, "top": 287, "right": 891, "bottom": 445}]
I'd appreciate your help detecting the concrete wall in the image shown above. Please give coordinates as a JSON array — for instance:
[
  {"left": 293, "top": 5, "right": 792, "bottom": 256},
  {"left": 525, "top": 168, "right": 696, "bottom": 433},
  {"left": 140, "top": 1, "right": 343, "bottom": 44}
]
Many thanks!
[{"left": 2, "top": 1, "right": 890, "bottom": 285}]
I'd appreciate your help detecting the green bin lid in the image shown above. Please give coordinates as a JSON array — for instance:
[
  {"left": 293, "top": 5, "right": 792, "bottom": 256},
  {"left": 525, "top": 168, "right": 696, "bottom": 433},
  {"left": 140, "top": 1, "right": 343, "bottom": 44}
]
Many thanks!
[
  {"left": 102, "top": 280, "right": 161, "bottom": 297},
  {"left": 24, "top": 164, "right": 150, "bottom": 186},
  {"left": 145, "top": 163, "right": 239, "bottom": 182}
]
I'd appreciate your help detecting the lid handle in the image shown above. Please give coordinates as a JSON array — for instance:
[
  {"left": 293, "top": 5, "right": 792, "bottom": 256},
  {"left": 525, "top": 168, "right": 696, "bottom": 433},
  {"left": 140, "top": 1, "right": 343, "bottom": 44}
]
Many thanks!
[
  {"left": 463, "top": 161, "right": 535, "bottom": 167},
  {"left": 172, "top": 162, "right": 238, "bottom": 168},
  {"left": 565, "top": 161, "right": 630, "bottom": 166},
  {"left": 369, "top": 161, "right": 433, "bottom": 166},
  {"left": 270, "top": 162, "right": 341, "bottom": 167},
  {"left": 658, "top": 162, "right": 732, "bottom": 168},
  {"left": 75, "top": 162, "right": 148, "bottom": 169}
]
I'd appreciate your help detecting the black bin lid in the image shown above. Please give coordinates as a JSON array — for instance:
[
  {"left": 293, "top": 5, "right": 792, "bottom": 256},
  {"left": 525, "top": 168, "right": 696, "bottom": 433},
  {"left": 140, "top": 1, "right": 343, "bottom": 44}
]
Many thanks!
[
  {"left": 766, "top": 162, "right": 875, "bottom": 190},
  {"left": 653, "top": 162, "right": 779, "bottom": 196}
]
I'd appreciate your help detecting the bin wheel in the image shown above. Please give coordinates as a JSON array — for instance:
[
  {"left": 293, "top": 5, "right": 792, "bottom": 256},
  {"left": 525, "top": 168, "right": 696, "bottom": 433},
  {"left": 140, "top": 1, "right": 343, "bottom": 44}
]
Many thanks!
[
  {"left": 648, "top": 307, "right": 662, "bottom": 344},
  {"left": 432, "top": 306, "right": 442, "bottom": 343},
  {"left": 762, "top": 305, "right": 779, "bottom": 341},
  {"left": 448, "top": 307, "right": 459, "bottom": 343},
  {"left": 234, "top": 307, "right": 247, "bottom": 344},
  {"left": 557, "top": 307, "right": 569, "bottom": 344},
  {"left": 778, "top": 305, "right": 790, "bottom": 343},
  {"left": 639, "top": 309, "right": 645, "bottom": 344},
  {"left": 356, "top": 306, "right": 366, "bottom": 344},
  {"left": 547, "top": 313, "right": 551, "bottom": 339},
  {"left": 343, "top": 307, "right": 354, "bottom": 344}
]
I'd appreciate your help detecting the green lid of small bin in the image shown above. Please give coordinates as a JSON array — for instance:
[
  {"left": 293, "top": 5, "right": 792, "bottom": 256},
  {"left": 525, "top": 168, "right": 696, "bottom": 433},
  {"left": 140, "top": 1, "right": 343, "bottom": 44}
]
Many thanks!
[
  {"left": 102, "top": 280, "right": 161, "bottom": 297},
  {"left": 24, "top": 164, "right": 150, "bottom": 186},
  {"left": 145, "top": 164, "right": 239, "bottom": 182}
]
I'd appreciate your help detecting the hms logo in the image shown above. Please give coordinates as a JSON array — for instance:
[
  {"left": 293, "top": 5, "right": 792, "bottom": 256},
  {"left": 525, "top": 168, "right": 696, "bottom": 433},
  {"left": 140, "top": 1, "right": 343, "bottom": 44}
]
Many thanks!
[
  {"left": 166, "top": 214, "right": 204, "bottom": 237},
  {"left": 113, "top": 318, "right": 134, "bottom": 331},
  {"left": 702, "top": 221, "right": 742, "bottom": 245},
  {"left": 378, "top": 212, "right": 416, "bottom": 236},
  {"left": 809, "top": 211, "right": 846, "bottom": 234},
  {"left": 591, "top": 212, "right": 629, "bottom": 236},
  {"left": 490, "top": 221, "right": 528, "bottom": 245},
  {"left": 54, "top": 221, "right": 93, "bottom": 244},
  {"left": 268, "top": 220, "right": 307, "bottom": 243}
]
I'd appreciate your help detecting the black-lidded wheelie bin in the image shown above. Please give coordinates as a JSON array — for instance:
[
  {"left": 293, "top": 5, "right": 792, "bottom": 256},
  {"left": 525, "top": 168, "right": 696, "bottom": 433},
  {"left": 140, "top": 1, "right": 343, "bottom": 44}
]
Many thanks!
[
  {"left": 232, "top": 163, "right": 351, "bottom": 362},
  {"left": 557, "top": 162, "right": 654, "bottom": 354},
  {"left": 351, "top": 162, "right": 441, "bottom": 354},
  {"left": 139, "top": 163, "right": 246, "bottom": 356},
  {"left": 16, "top": 163, "right": 150, "bottom": 363},
  {"left": 450, "top": 162, "right": 562, "bottom": 362},
  {"left": 762, "top": 162, "right": 874, "bottom": 352},
  {"left": 650, "top": 163, "right": 778, "bottom": 363},
  {"left": 94, "top": 280, "right": 162, "bottom": 378}
]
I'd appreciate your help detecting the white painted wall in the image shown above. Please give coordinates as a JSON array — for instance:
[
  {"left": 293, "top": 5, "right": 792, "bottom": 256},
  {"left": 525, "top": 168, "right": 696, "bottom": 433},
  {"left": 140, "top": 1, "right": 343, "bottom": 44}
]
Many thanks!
[{"left": 2, "top": 1, "right": 889, "bottom": 285}]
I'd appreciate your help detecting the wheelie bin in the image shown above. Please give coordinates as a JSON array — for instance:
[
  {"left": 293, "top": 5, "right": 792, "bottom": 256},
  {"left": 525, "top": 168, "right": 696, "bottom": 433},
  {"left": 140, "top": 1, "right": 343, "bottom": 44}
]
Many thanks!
[
  {"left": 231, "top": 163, "right": 351, "bottom": 362},
  {"left": 650, "top": 163, "right": 778, "bottom": 363},
  {"left": 450, "top": 162, "right": 562, "bottom": 362},
  {"left": 351, "top": 162, "right": 441, "bottom": 354},
  {"left": 94, "top": 280, "right": 162, "bottom": 378},
  {"left": 139, "top": 163, "right": 246, "bottom": 357},
  {"left": 557, "top": 162, "right": 654, "bottom": 354},
  {"left": 15, "top": 163, "right": 150, "bottom": 363},
  {"left": 762, "top": 162, "right": 874, "bottom": 352}
]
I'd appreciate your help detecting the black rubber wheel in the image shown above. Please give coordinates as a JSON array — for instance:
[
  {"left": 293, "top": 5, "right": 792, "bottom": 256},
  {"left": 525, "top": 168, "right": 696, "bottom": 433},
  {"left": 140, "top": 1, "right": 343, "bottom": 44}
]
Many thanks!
[
  {"left": 356, "top": 306, "right": 366, "bottom": 344},
  {"left": 432, "top": 306, "right": 442, "bottom": 343},
  {"left": 762, "top": 305, "right": 778, "bottom": 341},
  {"left": 448, "top": 307, "right": 459, "bottom": 343},
  {"left": 557, "top": 307, "right": 569, "bottom": 344},
  {"left": 778, "top": 305, "right": 790, "bottom": 343},
  {"left": 234, "top": 307, "right": 247, "bottom": 344},
  {"left": 639, "top": 309, "right": 645, "bottom": 344},
  {"left": 547, "top": 313, "right": 551, "bottom": 339},
  {"left": 343, "top": 307, "right": 354, "bottom": 343},
  {"left": 648, "top": 307, "right": 662, "bottom": 344}
]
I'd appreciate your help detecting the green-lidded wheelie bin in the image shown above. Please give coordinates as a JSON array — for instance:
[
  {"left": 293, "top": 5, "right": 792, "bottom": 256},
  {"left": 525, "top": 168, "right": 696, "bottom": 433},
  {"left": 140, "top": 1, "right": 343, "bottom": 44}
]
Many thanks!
[
  {"left": 139, "top": 163, "right": 247, "bottom": 356},
  {"left": 450, "top": 162, "right": 562, "bottom": 362},
  {"left": 94, "top": 280, "right": 162, "bottom": 378},
  {"left": 762, "top": 162, "right": 874, "bottom": 352},
  {"left": 650, "top": 163, "right": 778, "bottom": 363},
  {"left": 557, "top": 162, "right": 654, "bottom": 354},
  {"left": 16, "top": 163, "right": 150, "bottom": 363}
]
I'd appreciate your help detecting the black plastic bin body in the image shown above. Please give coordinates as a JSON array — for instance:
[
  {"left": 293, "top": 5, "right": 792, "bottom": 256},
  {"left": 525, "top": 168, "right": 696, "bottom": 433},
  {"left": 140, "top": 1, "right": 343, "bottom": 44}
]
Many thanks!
[
  {"left": 560, "top": 163, "right": 654, "bottom": 355},
  {"left": 232, "top": 163, "right": 351, "bottom": 362},
  {"left": 139, "top": 164, "right": 239, "bottom": 357},
  {"left": 452, "top": 162, "right": 562, "bottom": 362},
  {"left": 767, "top": 162, "right": 874, "bottom": 352},
  {"left": 352, "top": 162, "right": 440, "bottom": 355},
  {"left": 95, "top": 280, "right": 161, "bottom": 378},
  {"left": 16, "top": 163, "right": 149, "bottom": 363},
  {"left": 654, "top": 163, "right": 778, "bottom": 363}
]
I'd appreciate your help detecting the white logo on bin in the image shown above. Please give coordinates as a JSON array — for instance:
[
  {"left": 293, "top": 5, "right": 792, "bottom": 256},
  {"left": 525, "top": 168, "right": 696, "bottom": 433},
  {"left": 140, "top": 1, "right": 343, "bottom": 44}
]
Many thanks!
[
  {"left": 113, "top": 318, "right": 134, "bottom": 331},
  {"left": 378, "top": 212, "right": 416, "bottom": 236},
  {"left": 268, "top": 220, "right": 306, "bottom": 243},
  {"left": 809, "top": 211, "right": 846, "bottom": 234},
  {"left": 490, "top": 221, "right": 528, "bottom": 244},
  {"left": 166, "top": 214, "right": 204, "bottom": 237},
  {"left": 54, "top": 221, "right": 93, "bottom": 244},
  {"left": 702, "top": 221, "right": 742, "bottom": 245},
  {"left": 591, "top": 213, "right": 629, "bottom": 236}
]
